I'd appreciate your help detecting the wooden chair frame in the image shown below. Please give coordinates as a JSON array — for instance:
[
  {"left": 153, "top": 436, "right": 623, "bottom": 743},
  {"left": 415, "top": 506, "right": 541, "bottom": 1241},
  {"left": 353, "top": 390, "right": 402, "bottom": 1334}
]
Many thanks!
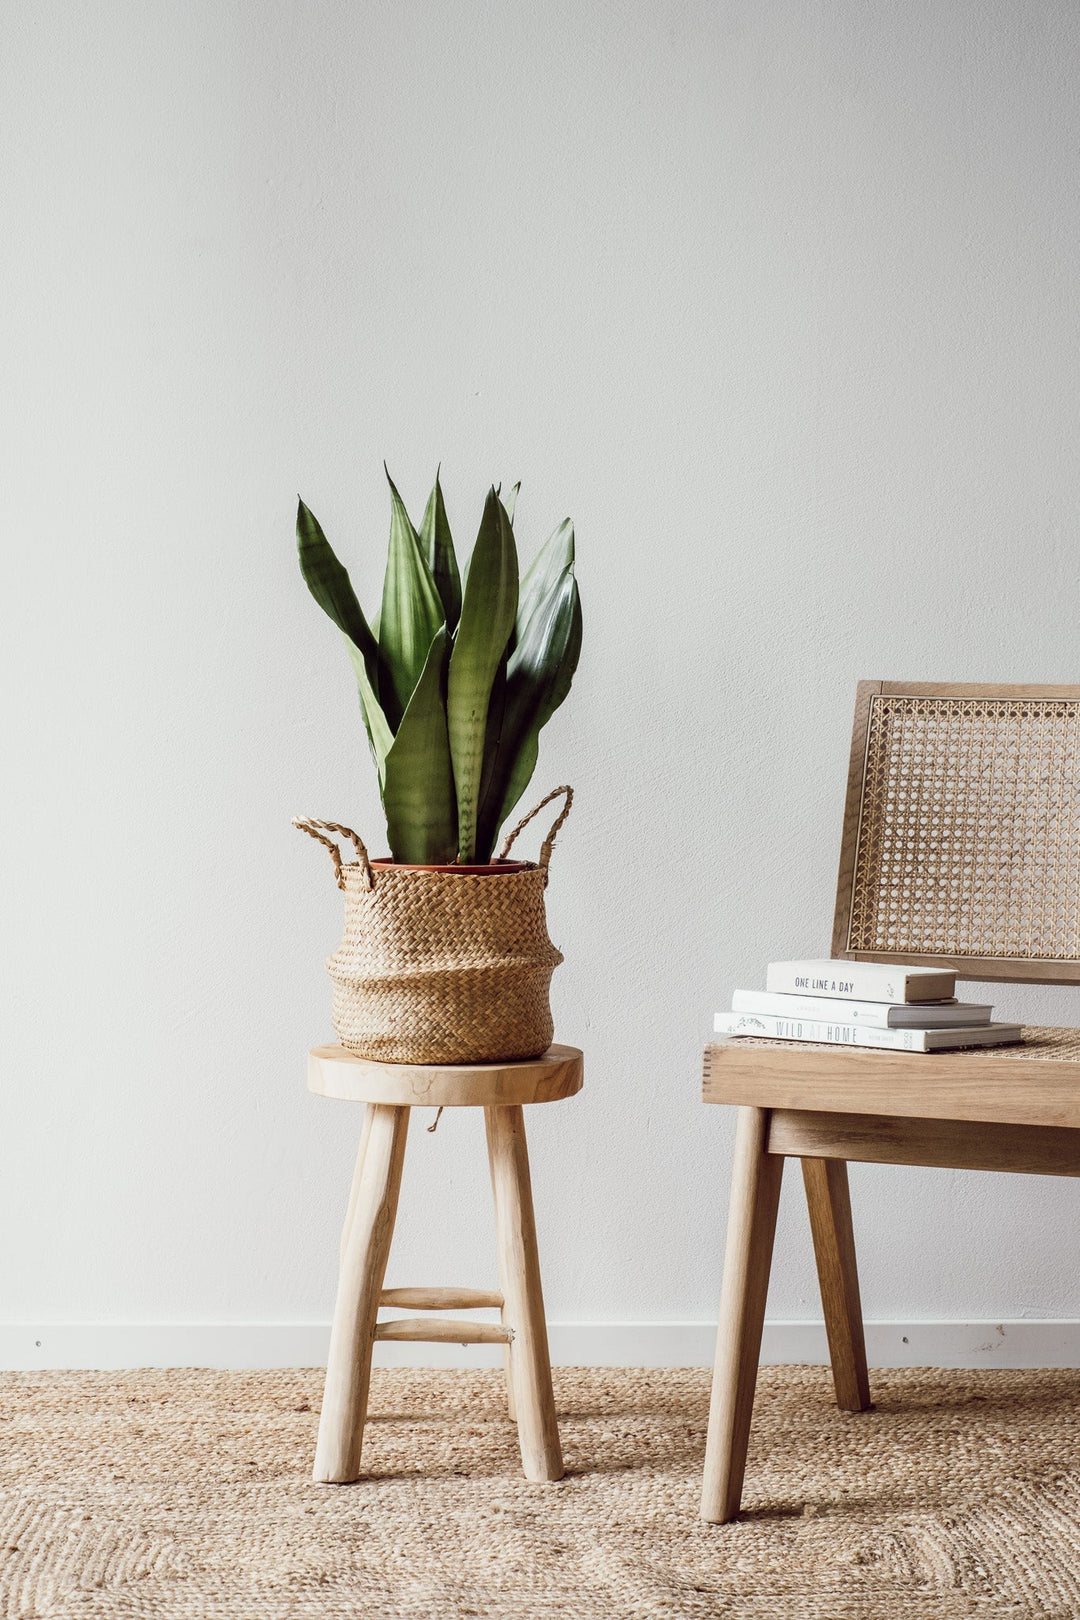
[{"left": 702, "top": 681, "right": 1080, "bottom": 1522}]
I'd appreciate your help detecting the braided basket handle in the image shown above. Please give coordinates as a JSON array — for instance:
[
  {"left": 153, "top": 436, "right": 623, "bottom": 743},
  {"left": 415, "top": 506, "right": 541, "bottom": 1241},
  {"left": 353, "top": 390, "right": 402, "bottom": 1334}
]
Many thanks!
[
  {"left": 497, "top": 785, "right": 574, "bottom": 880},
  {"left": 293, "top": 817, "right": 374, "bottom": 891}
]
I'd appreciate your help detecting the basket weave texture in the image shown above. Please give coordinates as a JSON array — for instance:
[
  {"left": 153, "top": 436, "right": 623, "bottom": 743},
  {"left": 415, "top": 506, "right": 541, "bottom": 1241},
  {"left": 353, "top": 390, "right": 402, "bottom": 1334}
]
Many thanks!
[
  {"left": 330, "top": 863, "right": 562, "bottom": 1062},
  {"left": 295, "top": 788, "right": 572, "bottom": 1064}
]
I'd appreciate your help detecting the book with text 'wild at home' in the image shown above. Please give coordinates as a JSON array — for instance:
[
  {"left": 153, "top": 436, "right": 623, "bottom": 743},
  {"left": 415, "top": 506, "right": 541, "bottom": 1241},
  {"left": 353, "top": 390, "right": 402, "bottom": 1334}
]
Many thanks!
[{"left": 713, "top": 1012, "right": 1023, "bottom": 1052}]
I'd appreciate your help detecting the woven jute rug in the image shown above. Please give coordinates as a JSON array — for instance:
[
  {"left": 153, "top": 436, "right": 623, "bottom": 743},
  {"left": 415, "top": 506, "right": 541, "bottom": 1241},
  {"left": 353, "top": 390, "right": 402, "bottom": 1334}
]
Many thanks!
[{"left": 3, "top": 1366, "right": 1080, "bottom": 1619}]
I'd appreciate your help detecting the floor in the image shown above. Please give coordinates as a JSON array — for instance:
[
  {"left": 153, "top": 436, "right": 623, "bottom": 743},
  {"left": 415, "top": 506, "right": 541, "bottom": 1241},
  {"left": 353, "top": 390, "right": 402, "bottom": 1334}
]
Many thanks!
[{"left": 3, "top": 1366, "right": 1080, "bottom": 1618}]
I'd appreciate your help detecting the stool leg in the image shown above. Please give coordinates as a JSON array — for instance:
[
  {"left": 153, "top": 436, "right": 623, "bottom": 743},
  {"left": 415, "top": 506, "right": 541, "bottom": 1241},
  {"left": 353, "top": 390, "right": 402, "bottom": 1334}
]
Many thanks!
[
  {"left": 801, "top": 1157, "right": 871, "bottom": 1412},
  {"left": 339, "top": 1104, "right": 374, "bottom": 1266},
  {"left": 485, "top": 1104, "right": 563, "bottom": 1482},
  {"left": 701, "top": 1106, "right": 784, "bottom": 1523},
  {"left": 313, "top": 1103, "right": 409, "bottom": 1483}
]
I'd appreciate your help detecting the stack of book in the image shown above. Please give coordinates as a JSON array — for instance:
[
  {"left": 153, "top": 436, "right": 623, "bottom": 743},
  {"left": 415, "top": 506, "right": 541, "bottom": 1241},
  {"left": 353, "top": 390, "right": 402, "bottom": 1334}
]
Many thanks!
[{"left": 713, "top": 959, "right": 1023, "bottom": 1051}]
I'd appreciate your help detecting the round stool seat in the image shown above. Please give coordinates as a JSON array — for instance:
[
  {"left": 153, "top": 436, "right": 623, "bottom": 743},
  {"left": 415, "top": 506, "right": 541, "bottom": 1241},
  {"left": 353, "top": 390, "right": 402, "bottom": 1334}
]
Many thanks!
[{"left": 308, "top": 1042, "right": 583, "bottom": 1108}]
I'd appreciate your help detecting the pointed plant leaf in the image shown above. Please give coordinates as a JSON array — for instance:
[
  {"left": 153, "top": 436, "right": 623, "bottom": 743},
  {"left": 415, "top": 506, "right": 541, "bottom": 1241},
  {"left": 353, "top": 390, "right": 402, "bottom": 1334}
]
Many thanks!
[
  {"left": 381, "top": 627, "right": 457, "bottom": 863},
  {"left": 475, "top": 567, "right": 581, "bottom": 856},
  {"left": 379, "top": 470, "right": 446, "bottom": 730},
  {"left": 536, "top": 573, "right": 582, "bottom": 717},
  {"left": 418, "top": 470, "right": 461, "bottom": 634},
  {"left": 344, "top": 634, "right": 394, "bottom": 786},
  {"left": 496, "top": 577, "right": 581, "bottom": 839},
  {"left": 475, "top": 650, "right": 508, "bottom": 859},
  {"left": 503, "top": 481, "right": 521, "bottom": 525},
  {"left": 447, "top": 488, "right": 518, "bottom": 862},
  {"left": 516, "top": 518, "right": 574, "bottom": 641},
  {"left": 296, "top": 499, "right": 380, "bottom": 683}
]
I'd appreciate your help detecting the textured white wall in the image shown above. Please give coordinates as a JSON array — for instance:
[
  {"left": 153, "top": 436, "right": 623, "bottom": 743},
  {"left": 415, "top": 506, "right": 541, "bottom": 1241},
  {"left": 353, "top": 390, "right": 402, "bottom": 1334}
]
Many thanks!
[{"left": 5, "top": 0, "right": 1080, "bottom": 1351}]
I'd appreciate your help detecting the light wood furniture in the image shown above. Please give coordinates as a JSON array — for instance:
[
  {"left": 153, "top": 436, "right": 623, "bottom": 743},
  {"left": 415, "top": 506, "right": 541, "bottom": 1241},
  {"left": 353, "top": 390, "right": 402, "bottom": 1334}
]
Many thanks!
[
  {"left": 308, "top": 1042, "right": 582, "bottom": 1485},
  {"left": 701, "top": 681, "right": 1080, "bottom": 1522}
]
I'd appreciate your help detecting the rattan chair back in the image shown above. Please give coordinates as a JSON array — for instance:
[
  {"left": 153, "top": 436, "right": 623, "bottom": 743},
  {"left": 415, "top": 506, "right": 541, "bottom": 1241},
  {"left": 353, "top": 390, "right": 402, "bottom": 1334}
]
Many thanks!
[{"left": 832, "top": 682, "right": 1080, "bottom": 985}]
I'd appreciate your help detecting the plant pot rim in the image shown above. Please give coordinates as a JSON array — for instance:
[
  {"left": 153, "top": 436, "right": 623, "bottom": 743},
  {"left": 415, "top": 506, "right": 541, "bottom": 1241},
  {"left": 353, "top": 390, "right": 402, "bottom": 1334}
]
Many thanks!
[{"left": 368, "top": 857, "right": 535, "bottom": 875}]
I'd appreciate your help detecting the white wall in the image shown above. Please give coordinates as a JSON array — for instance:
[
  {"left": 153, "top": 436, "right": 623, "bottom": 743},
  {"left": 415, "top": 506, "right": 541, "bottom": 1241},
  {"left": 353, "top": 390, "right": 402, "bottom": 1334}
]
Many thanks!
[{"left": 5, "top": 0, "right": 1080, "bottom": 1365}]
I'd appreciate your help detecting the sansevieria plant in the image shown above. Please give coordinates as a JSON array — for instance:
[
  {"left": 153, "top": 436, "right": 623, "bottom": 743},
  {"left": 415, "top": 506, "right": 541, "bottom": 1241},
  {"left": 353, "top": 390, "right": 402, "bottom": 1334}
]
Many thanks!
[{"left": 297, "top": 470, "right": 582, "bottom": 865}]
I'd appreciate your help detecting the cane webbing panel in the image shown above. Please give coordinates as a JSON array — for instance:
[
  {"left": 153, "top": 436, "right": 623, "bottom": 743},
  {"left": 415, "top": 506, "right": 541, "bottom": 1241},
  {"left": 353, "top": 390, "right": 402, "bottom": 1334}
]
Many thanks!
[
  {"left": 711, "top": 1028, "right": 1080, "bottom": 1062},
  {"left": 843, "top": 693, "right": 1080, "bottom": 969}
]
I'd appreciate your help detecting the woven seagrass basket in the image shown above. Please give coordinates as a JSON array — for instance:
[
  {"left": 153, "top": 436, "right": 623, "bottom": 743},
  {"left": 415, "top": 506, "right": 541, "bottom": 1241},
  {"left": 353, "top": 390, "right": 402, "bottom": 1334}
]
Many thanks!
[{"left": 294, "top": 786, "right": 572, "bottom": 1064}]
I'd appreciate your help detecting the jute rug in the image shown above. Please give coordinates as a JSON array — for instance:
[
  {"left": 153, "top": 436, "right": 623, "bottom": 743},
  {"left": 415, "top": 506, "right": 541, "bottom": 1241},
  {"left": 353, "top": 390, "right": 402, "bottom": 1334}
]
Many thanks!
[{"left": 3, "top": 1367, "right": 1080, "bottom": 1619}]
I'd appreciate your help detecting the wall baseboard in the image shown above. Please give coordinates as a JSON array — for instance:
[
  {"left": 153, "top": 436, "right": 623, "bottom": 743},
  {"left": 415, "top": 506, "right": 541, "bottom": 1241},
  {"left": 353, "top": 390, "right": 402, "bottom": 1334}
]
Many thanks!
[{"left": 3, "top": 1319, "right": 1080, "bottom": 1371}]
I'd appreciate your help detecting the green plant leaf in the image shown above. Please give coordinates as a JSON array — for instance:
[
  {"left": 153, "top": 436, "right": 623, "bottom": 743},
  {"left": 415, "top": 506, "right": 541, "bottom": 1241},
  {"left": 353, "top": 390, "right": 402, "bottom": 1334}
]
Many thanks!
[
  {"left": 378, "top": 469, "right": 446, "bottom": 730},
  {"left": 382, "top": 626, "right": 457, "bottom": 863},
  {"left": 503, "top": 481, "right": 521, "bottom": 525},
  {"left": 447, "top": 489, "right": 519, "bottom": 861},
  {"left": 475, "top": 649, "right": 508, "bottom": 855},
  {"left": 475, "top": 566, "right": 581, "bottom": 856},
  {"left": 418, "top": 470, "right": 461, "bottom": 634},
  {"left": 296, "top": 499, "right": 380, "bottom": 684},
  {"left": 516, "top": 518, "right": 574, "bottom": 641},
  {"left": 344, "top": 635, "right": 394, "bottom": 785}
]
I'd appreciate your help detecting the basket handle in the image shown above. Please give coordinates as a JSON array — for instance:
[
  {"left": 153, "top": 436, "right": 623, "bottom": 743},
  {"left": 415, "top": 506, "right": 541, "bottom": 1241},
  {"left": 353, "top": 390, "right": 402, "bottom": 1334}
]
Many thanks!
[
  {"left": 292, "top": 817, "right": 374, "bottom": 891},
  {"left": 497, "top": 785, "right": 574, "bottom": 879}
]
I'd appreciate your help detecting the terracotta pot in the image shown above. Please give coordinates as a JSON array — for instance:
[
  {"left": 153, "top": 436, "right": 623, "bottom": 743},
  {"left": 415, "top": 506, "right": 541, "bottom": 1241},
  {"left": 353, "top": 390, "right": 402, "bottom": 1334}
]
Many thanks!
[{"left": 368, "top": 858, "right": 533, "bottom": 876}]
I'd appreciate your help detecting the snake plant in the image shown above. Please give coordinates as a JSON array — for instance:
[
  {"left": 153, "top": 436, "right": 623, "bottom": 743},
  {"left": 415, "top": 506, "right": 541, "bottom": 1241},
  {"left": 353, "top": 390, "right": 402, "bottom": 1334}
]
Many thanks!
[{"left": 297, "top": 469, "right": 582, "bottom": 864}]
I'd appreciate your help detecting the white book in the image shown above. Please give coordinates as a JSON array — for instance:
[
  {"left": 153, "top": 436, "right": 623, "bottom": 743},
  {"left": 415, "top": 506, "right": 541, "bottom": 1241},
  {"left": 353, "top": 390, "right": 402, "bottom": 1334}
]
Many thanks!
[
  {"left": 731, "top": 989, "right": 993, "bottom": 1029},
  {"left": 765, "top": 958, "right": 955, "bottom": 1004},
  {"left": 713, "top": 1012, "right": 1023, "bottom": 1052}
]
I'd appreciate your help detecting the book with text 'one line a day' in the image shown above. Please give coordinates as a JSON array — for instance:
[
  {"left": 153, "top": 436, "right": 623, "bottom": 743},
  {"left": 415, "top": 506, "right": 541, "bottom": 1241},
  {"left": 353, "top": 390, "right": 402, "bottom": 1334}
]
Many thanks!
[
  {"left": 713, "top": 1012, "right": 1023, "bottom": 1052},
  {"left": 731, "top": 989, "right": 993, "bottom": 1028},
  {"left": 765, "top": 959, "right": 956, "bottom": 1003}
]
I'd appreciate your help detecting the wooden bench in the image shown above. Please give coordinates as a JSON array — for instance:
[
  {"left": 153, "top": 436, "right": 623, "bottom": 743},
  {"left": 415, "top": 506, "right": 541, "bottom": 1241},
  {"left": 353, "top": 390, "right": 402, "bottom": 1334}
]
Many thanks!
[{"left": 700, "top": 682, "right": 1080, "bottom": 1521}]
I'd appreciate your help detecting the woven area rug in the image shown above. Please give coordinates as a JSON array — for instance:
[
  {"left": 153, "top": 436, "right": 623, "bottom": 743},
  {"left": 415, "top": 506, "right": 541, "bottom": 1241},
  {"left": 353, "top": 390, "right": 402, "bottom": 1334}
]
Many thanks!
[{"left": 3, "top": 1367, "right": 1080, "bottom": 1619}]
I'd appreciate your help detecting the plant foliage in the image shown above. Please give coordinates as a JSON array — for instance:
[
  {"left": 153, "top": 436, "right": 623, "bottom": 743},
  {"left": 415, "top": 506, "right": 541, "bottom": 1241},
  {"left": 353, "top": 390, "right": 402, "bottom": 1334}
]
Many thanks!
[{"left": 297, "top": 469, "right": 581, "bottom": 863}]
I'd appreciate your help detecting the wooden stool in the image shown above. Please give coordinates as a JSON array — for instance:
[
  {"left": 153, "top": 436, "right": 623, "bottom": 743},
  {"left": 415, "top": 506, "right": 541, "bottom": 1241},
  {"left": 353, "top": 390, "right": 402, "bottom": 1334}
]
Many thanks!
[{"left": 307, "top": 1041, "right": 583, "bottom": 1484}]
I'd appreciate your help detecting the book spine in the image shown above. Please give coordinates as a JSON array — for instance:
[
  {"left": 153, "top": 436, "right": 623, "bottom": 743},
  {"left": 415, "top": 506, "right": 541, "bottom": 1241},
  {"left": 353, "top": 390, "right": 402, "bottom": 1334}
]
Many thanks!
[
  {"left": 731, "top": 990, "right": 894, "bottom": 1027},
  {"left": 764, "top": 964, "right": 952, "bottom": 1002},
  {"left": 715, "top": 1013, "right": 925, "bottom": 1050}
]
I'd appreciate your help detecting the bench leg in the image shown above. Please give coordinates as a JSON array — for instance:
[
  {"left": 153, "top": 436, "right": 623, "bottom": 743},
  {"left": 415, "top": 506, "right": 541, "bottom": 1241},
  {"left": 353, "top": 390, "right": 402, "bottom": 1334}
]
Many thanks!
[
  {"left": 701, "top": 1106, "right": 784, "bottom": 1523},
  {"left": 485, "top": 1104, "right": 564, "bottom": 1482},
  {"left": 313, "top": 1103, "right": 410, "bottom": 1483},
  {"left": 502, "top": 1318, "right": 517, "bottom": 1422},
  {"left": 801, "top": 1157, "right": 871, "bottom": 1412}
]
